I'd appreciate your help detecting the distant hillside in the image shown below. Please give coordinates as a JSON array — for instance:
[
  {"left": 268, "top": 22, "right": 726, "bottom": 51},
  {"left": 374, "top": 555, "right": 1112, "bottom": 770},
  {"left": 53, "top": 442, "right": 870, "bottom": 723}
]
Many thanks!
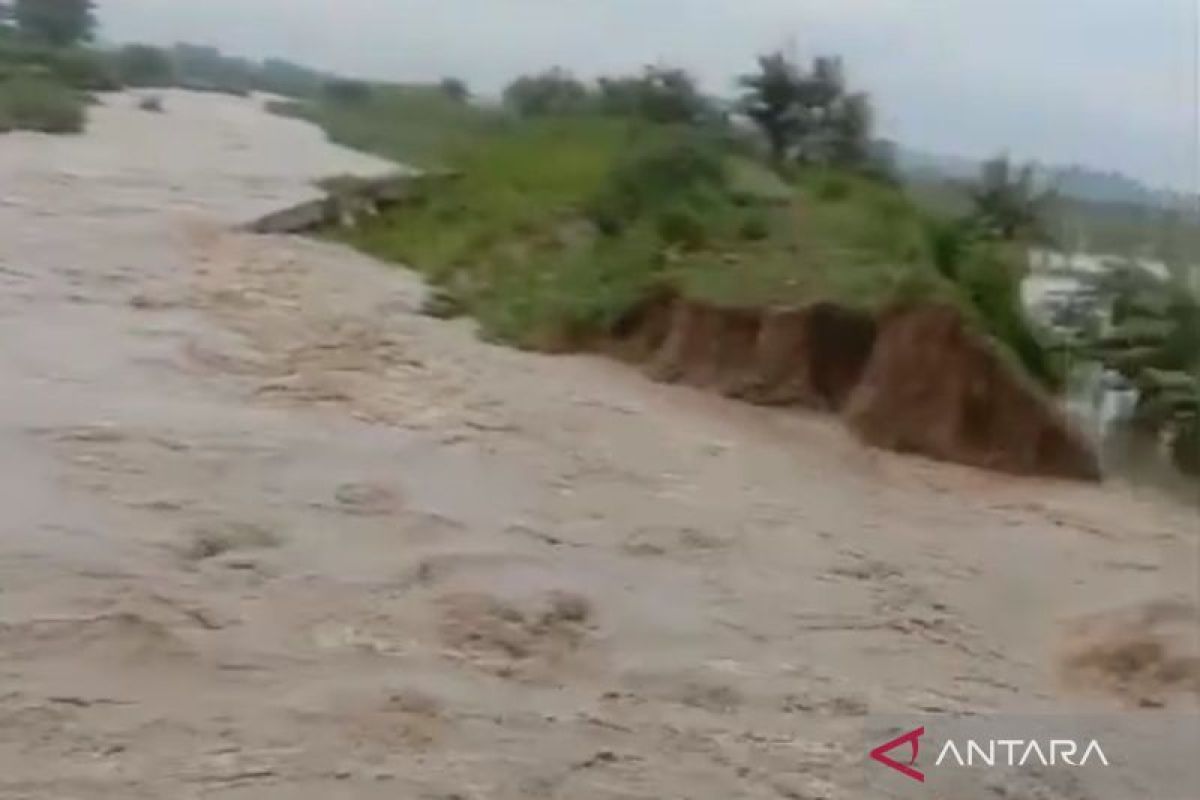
[{"left": 895, "top": 146, "right": 1195, "bottom": 210}]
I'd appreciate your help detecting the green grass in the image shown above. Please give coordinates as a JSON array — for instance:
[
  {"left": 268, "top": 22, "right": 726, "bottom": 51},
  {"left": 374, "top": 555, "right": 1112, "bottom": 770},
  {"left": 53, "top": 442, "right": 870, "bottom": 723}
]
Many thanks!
[
  {"left": 0, "top": 74, "right": 85, "bottom": 133},
  {"left": 0, "top": 35, "right": 115, "bottom": 135},
  {"left": 269, "top": 83, "right": 502, "bottom": 169}
]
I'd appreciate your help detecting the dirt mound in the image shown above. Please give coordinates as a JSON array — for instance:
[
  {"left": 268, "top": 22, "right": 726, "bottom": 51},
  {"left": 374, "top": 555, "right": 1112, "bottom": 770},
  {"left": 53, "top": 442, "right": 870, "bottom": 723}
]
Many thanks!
[
  {"left": 631, "top": 297, "right": 876, "bottom": 411},
  {"left": 844, "top": 304, "right": 1100, "bottom": 479},
  {"left": 1059, "top": 600, "right": 1200, "bottom": 707}
]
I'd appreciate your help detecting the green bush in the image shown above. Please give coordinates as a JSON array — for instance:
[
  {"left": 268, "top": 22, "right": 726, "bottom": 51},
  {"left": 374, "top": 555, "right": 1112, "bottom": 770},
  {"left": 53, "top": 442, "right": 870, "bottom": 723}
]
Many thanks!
[
  {"left": 503, "top": 68, "right": 589, "bottom": 116},
  {"left": 587, "top": 136, "right": 729, "bottom": 234},
  {"left": 955, "top": 242, "right": 1061, "bottom": 388},
  {"left": 655, "top": 201, "right": 709, "bottom": 248},
  {"left": 0, "top": 75, "right": 85, "bottom": 133},
  {"left": 473, "top": 226, "right": 663, "bottom": 348},
  {"left": 737, "top": 211, "right": 771, "bottom": 241}
]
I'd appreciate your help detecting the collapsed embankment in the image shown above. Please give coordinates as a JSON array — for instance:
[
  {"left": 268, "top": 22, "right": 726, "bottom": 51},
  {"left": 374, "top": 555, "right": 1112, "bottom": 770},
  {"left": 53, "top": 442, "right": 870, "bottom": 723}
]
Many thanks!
[{"left": 614, "top": 293, "right": 1101, "bottom": 481}]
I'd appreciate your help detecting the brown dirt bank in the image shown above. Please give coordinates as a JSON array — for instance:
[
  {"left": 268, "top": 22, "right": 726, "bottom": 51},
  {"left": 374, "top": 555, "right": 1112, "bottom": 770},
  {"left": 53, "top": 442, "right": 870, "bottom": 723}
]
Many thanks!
[
  {"left": 845, "top": 304, "right": 1100, "bottom": 480},
  {"left": 616, "top": 295, "right": 1099, "bottom": 480}
]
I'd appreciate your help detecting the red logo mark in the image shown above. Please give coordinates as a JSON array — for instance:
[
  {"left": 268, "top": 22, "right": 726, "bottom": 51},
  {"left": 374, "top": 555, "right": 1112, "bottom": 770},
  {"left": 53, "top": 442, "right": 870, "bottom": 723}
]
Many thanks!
[{"left": 870, "top": 726, "right": 926, "bottom": 783}]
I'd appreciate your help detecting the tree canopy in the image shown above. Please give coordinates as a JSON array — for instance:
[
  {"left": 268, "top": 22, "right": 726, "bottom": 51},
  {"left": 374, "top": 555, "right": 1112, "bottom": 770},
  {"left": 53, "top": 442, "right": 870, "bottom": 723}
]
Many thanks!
[
  {"left": 503, "top": 68, "right": 589, "bottom": 116},
  {"left": 969, "top": 156, "right": 1057, "bottom": 242},
  {"left": 738, "top": 52, "right": 875, "bottom": 169},
  {"left": 596, "top": 66, "right": 710, "bottom": 125},
  {"left": 439, "top": 77, "right": 470, "bottom": 103},
  {"left": 13, "top": 0, "right": 95, "bottom": 46}
]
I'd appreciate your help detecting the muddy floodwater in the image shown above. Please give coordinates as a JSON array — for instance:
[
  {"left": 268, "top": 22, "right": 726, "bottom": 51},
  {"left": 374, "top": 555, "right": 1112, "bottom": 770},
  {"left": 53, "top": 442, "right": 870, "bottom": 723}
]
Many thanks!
[{"left": 0, "top": 91, "right": 1196, "bottom": 799}]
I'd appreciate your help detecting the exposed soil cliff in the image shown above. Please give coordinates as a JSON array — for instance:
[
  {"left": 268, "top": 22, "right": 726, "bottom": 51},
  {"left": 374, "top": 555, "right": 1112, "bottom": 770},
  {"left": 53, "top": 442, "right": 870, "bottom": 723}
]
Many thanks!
[
  {"left": 621, "top": 295, "right": 1098, "bottom": 480},
  {"left": 844, "top": 304, "right": 1101, "bottom": 480}
]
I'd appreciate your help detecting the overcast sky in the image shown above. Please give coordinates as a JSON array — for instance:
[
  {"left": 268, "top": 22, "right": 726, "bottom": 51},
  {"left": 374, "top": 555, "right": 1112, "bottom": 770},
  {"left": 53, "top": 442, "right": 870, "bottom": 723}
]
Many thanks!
[{"left": 99, "top": 0, "right": 1198, "bottom": 191}]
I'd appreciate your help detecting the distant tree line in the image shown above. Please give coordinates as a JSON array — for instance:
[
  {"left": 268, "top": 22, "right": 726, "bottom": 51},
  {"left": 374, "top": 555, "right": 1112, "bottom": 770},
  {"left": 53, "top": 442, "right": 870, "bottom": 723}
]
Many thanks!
[{"left": 500, "top": 53, "right": 889, "bottom": 177}]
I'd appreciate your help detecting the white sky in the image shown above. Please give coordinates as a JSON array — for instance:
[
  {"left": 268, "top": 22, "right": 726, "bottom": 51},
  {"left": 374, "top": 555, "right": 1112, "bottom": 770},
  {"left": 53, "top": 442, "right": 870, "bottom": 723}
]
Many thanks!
[{"left": 98, "top": 0, "right": 1199, "bottom": 191}]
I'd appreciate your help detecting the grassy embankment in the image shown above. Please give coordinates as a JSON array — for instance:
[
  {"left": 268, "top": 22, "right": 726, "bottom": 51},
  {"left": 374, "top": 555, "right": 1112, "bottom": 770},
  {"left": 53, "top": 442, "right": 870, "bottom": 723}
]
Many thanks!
[
  {"left": 277, "top": 85, "right": 1060, "bottom": 386},
  {"left": 0, "top": 28, "right": 109, "bottom": 132},
  {"left": 0, "top": 35, "right": 329, "bottom": 134}
]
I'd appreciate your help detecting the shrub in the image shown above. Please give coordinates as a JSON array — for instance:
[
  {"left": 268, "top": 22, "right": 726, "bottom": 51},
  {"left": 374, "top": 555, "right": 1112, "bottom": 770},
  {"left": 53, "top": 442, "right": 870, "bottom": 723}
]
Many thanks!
[
  {"left": 737, "top": 211, "right": 770, "bottom": 241},
  {"left": 324, "top": 78, "right": 372, "bottom": 105},
  {"left": 503, "top": 68, "right": 589, "bottom": 116},
  {"left": 0, "top": 75, "right": 85, "bottom": 133},
  {"left": 587, "top": 136, "right": 729, "bottom": 234},
  {"left": 439, "top": 77, "right": 469, "bottom": 103},
  {"left": 655, "top": 201, "right": 710, "bottom": 248},
  {"left": 956, "top": 242, "right": 1061, "bottom": 388}
]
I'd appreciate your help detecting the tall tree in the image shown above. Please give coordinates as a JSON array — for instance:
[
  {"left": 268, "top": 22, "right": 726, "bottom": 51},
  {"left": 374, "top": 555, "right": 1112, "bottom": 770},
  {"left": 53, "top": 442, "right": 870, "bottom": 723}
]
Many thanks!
[
  {"left": 14, "top": 0, "right": 95, "bottom": 46},
  {"left": 969, "top": 156, "right": 1056, "bottom": 242},
  {"left": 737, "top": 53, "right": 805, "bottom": 163},
  {"left": 738, "top": 52, "right": 875, "bottom": 169}
]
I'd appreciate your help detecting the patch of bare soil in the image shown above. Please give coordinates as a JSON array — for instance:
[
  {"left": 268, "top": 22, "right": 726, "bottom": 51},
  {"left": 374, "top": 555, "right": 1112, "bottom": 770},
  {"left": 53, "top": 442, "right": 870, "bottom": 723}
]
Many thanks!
[
  {"left": 632, "top": 296, "right": 876, "bottom": 411},
  {"left": 621, "top": 294, "right": 1095, "bottom": 479}
]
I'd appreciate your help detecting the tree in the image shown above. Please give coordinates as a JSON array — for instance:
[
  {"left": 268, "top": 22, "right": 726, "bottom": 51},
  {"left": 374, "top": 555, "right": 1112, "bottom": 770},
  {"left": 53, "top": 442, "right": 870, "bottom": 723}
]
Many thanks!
[
  {"left": 439, "top": 77, "right": 469, "bottom": 103},
  {"left": 114, "top": 44, "right": 174, "bottom": 88},
  {"left": 14, "top": 0, "right": 95, "bottom": 46},
  {"left": 503, "top": 68, "right": 588, "bottom": 116},
  {"left": 969, "top": 156, "right": 1056, "bottom": 242},
  {"left": 737, "top": 53, "right": 805, "bottom": 163},
  {"left": 171, "top": 43, "right": 254, "bottom": 95},
  {"left": 738, "top": 52, "right": 875, "bottom": 169},
  {"left": 597, "top": 65, "right": 709, "bottom": 124}
]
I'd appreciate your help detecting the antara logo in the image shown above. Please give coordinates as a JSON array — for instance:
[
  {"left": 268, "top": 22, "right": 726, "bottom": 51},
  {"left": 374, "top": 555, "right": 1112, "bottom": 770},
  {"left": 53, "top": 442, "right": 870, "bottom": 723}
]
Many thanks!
[
  {"left": 870, "top": 726, "right": 927, "bottom": 783},
  {"left": 870, "top": 727, "right": 1110, "bottom": 783}
]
